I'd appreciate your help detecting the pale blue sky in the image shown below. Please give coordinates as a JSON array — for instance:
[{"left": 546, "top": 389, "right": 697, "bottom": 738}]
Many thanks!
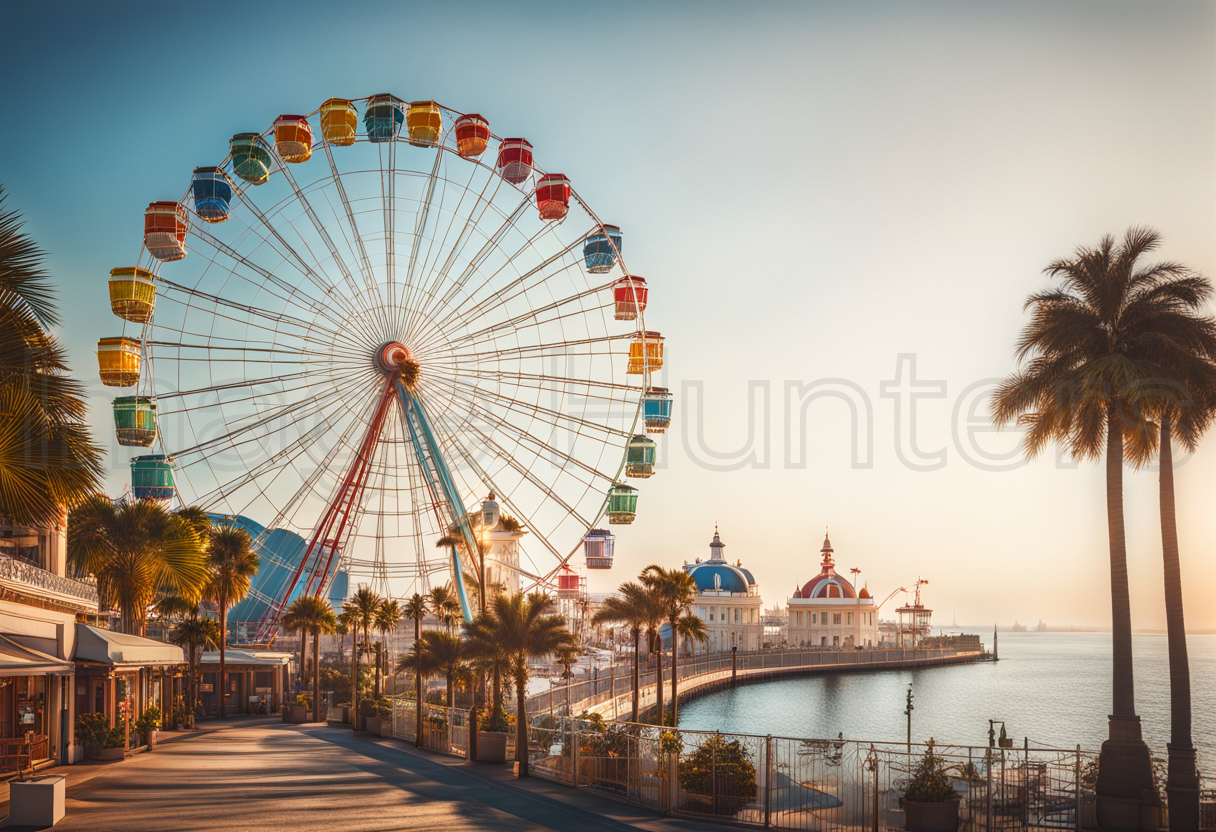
[{"left": 2, "top": 1, "right": 1213, "bottom": 629}]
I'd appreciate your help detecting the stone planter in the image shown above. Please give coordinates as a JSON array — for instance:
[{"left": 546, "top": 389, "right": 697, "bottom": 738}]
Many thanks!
[
  {"left": 8, "top": 775, "right": 65, "bottom": 827},
  {"left": 93, "top": 746, "right": 125, "bottom": 761},
  {"left": 364, "top": 716, "right": 381, "bottom": 735},
  {"left": 905, "top": 800, "right": 960, "bottom": 832},
  {"left": 477, "top": 731, "right": 508, "bottom": 763},
  {"left": 283, "top": 703, "right": 308, "bottom": 723}
]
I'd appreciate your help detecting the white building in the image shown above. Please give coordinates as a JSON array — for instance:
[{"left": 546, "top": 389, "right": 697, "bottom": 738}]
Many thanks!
[
  {"left": 683, "top": 528, "right": 763, "bottom": 653},
  {"left": 785, "top": 534, "right": 879, "bottom": 648},
  {"left": 473, "top": 493, "right": 525, "bottom": 596}
]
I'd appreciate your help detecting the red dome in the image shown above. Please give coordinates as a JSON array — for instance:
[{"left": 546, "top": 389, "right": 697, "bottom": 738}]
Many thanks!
[
  {"left": 859, "top": 586, "right": 872, "bottom": 599},
  {"left": 799, "top": 574, "right": 857, "bottom": 599}
]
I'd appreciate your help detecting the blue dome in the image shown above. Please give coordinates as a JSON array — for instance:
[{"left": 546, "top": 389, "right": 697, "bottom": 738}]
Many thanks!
[{"left": 688, "top": 562, "right": 749, "bottom": 593}]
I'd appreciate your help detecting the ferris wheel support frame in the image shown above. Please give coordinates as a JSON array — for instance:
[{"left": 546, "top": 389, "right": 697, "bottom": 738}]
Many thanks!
[{"left": 396, "top": 378, "right": 476, "bottom": 623}]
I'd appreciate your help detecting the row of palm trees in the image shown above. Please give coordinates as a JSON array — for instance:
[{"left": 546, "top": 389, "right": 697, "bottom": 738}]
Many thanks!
[
  {"left": 992, "top": 228, "right": 1215, "bottom": 830},
  {"left": 592, "top": 564, "right": 707, "bottom": 726}
]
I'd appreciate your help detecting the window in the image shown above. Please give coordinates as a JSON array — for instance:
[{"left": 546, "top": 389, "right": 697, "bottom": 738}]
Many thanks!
[
  {"left": 811, "top": 613, "right": 817, "bottom": 625},
  {"left": 796, "top": 611, "right": 803, "bottom": 626},
  {"left": 833, "top": 636, "right": 840, "bottom": 646},
  {"left": 846, "top": 613, "right": 853, "bottom": 625},
  {"left": 833, "top": 614, "right": 841, "bottom": 625},
  {"left": 734, "top": 608, "right": 739, "bottom": 624}
]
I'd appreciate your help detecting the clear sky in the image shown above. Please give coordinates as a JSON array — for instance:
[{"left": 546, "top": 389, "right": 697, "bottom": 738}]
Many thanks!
[{"left": 2, "top": 1, "right": 1213, "bottom": 631}]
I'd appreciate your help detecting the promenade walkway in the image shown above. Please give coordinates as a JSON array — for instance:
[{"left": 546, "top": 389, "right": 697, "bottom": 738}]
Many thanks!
[{"left": 0, "top": 718, "right": 722, "bottom": 832}]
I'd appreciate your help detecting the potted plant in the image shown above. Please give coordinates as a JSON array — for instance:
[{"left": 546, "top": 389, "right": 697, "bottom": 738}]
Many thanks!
[
  {"left": 476, "top": 707, "right": 510, "bottom": 763},
  {"left": 135, "top": 706, "right": 162, "bottom": 749},
  {"left": 903, "top": 742, "right": 960, "bottom": 832},
  {"left": 75, "top": 713, "right": 111, "bottom": 760},
  {"left": 677, "top": 733, "right": 757, "bottom": 816},
  {"left": 285, "top": 694, "right": 309, "bottom": 724},
  {"left": 97, "top": 727, "right": 127, "bottom": 761}
]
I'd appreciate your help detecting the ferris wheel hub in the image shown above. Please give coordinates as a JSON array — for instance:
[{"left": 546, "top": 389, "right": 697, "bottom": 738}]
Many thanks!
[{"left": 375, "top": 341, "right": 413, "bottom": 374}]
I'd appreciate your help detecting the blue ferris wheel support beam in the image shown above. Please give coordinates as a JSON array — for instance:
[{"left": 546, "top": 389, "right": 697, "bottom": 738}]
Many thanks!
[{"left": 395, "top": 379, "right": 476, "bottom": 623}]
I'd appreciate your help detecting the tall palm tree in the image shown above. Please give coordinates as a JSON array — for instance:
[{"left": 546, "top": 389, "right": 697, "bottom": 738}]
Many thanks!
[
  {"left": 1138, "top": 285, "right": 1216, "bottom": 831},
  {"left": 280, "top": 602, "right": 310, "bottom": 697},
  {"left": 67, "top": 497, "right": 210, "bottom": 634},
  {"left": 344, "top": 586, "right": 382, "bottom": 729},
  {"left": 336, "top": 607, "right": 357, "bottom": 717},
  {"left": 555, "top": 643, "right": 579, "bottom": 713},
  {"left": 403, "top": 593, "right": 429, "bottom": 745},
  {"left": 283, "top": 594, "right": 338, "bottom": 723},
  {"left": 0, "top": 187, "right": 103, "bottom": 529},
  {"left": 464, "top": 592, "right": 573, "bottom": 777},
  {"left": 592, "top": 581, "right": 662, "bottom": 723},
  {"left": 170, "top": 614, "right": 220, "bottom": 725},
  {"left": 641, "top": 565, "right": 706, "bottom": 725},
  {"left": 417, "top": 631, "right": 468, "bottom": 709},
  {"left": 992, "top": 228, "right": 1193, "bottom": 818},
  {"left": 372, "top": 598, "right": 401, "bottom": 695},
  {"left": 205, "top": 523, "right": 258, "bottom": 718}
]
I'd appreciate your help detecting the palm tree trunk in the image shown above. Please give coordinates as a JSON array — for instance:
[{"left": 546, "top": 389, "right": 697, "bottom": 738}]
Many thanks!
[
  {"left": 299, "top": 630, "right": 308, "bottom": 700},
  {"left": 653, "top": 630, "right": 664, "bottom": 726},
  {"left": 514, "top": 665, "right": 529, "bottom": 776},
  {"left": 1159, "top": 415, "right": 1199, "bottom": 831},
  {"left": 669, "top": 617, "right": 679, "bottom": 726},
  {"left": 351, "top": 633, "right": 360, "bottom": 730},
  {"left": 446, "top": 673, "right": 454, "bottom": 710},
  {"left": 1096, "top": 405, "right": 1154, "bottom": 820},
  {"left": 218, "top": 602, "right": 228, "bottom": 719},
  {"left": 373, "top": 642, "right": 382, "bottom": 700},
  {"left": 631, "top": 627, "right": 640, "bottom": 723},
  {"left": 413, "top": 617, "right": 423, "bottom": 747},
  {"left": 312, "top": 628, "right": 321, "bottom": 723}
]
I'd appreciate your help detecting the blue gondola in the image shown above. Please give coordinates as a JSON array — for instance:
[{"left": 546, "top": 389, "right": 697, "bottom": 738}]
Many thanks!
[
  {"left": 643, "top": 387, "right": 672, "bottom": 434},
  {"left": 191, "top": 167, "right": 232, "bottom": 223},
  {"left": 583, "top": 225, "right": 622, "bottom": 274},
  {"left": 364, "top": 94, "right": 405, "bottom": 142}
]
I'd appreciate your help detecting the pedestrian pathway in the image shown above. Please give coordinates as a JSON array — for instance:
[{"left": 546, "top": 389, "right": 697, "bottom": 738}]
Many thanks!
[{"left": 0, "top": 718, "right": 720, "bottom": 832}]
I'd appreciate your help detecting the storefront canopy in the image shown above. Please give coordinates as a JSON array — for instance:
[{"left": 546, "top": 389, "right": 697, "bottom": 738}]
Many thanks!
[
  {"left": 74, "top": 624, "right": 184, "bottom": 667},
  {"left": 0, "top": 633, "right": 73, "bottom": 677},
  {"left": 198, "top": 650, "right": 291, "bottom": 668}
]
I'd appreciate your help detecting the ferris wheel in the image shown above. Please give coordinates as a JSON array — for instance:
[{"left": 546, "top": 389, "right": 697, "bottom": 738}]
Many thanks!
[{"left": 95, "top": 95, "right": 674, "bottom": 639}]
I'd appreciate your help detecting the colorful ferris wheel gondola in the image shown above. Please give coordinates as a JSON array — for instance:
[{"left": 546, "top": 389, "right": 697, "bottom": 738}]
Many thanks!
[
  {"left": 96, "top": 337, "right": 142, "bottom": 387},
  {"left": 606, "top": 484, "right": 638, "bottom": 525},
  {"left": 536, "top": 174, "right": 571, "bottom": 221},
  {"left": 113, "top": 396, "right": 158, "bottom": 447},
  {"left": 191, "top": 167, "right": 233, "bottom": 223},
  {"left": 131, "top": 454, "right": 175, "bottom": 501},
  {"left": 612, "top": 274, "right": 647, "bottom": 321},
  {"left": 229, "top": 133, "right": 274, "bottom": 184},
  {"left": 643, "top": 387, "right": 673, "bottom": 433},
  {"left": 454, "top": 113, "right": 490, "bottom": 158},
  {"left": 582, "top": 529, "right": 615, "bottom": 569},
  {"left": 107, "top": 267, "right": 156, "bottom": 323},
  {"left": 627, "top": 331, "right": 664, "bottom": 374},
  {"left": 405, "top": 101, "right": 442, "bottom": 147},
  {"left": 319, "top": 98, "right": 358, "bottom": 146},
  {"left": 583, "top": 224, "right": 622, "bottom": 273},
  {"left": 274, "top": 115, "right": 313, "bottom": 163},
  {"left": 625, "top": 435, "right": 657, "bottom": 478},
  {"left": 143, "top": 202, "right": 187, "bottom": 261},
  {"left": 496, "top": 138, "right": 533, "bottom": 184},
  {"left": 364, "top": 94, "right": 405, "bottom": 142}
]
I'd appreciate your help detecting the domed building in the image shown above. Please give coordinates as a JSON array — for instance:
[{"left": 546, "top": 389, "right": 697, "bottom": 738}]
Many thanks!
[
  {"left": 682, "top": 527, "right": 763, "bottom": 653},
  {"left": 785, "top": 533, "right": 878, "bottom": 648}
]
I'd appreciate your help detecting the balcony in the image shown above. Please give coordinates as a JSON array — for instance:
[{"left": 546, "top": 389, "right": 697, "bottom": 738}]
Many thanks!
[{"left": 0, "top": 554, "right": 99, "bottom": 612}]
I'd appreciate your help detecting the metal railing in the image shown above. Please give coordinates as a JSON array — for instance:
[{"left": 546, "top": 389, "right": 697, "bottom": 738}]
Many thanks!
[
  {"left": 0, "top": 554, "right": 99, "bottom": 606},
  {"left": 524, "top": 646, "right": 986, "bottom": 718}
]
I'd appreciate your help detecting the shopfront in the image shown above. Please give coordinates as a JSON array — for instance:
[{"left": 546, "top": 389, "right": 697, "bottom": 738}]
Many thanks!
[
  {"left": 72, "top": 625, "right": 184, "bottom": 736},
  {"left": 0, "top": 634, "right": 72, "bottom": 773}
]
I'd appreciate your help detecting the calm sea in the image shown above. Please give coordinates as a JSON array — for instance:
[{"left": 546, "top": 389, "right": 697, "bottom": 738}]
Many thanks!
[{"left": 677, "top": 632, "right": 1215, "bottom": 769}]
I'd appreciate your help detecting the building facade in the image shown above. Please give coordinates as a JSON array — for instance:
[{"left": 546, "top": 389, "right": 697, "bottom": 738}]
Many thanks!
[
  {"left": 683, "top": 528, "right": 763, "bottom": 653},
  {"left": 785, "top": 534, "right": 879, "bottom": 648}
]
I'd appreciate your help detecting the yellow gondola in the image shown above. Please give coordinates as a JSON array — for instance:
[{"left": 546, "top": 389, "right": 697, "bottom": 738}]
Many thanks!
[
  {"left": 626, "top": 331, "right": 664, "bottom": 374},
  {"left": 97, "top": 337, "right": 142, "bottom": 387},
  {"left": 108, "top": 267, "right": 156, "bottom": 323},
  {"left": 406, "top": 101, "right": 442, "bottom": 147}
]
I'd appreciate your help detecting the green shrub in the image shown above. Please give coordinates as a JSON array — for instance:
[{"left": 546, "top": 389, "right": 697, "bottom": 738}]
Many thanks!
[
  {"left": 677, "top": 734, "right": 757, "bottom": 815},
  {"left": 135, "top": 705, "right": 161, "bottom": 735},
  {"left": 904, "top": 743, "right": 958, "bottom": 803},
  {"left": 479, "top": 706, "right": 511, "bottom": 733},
  {"left": 103, "top": 727, "right": 127, "bottom": 749},
  {"left": 75, "top": 712, "right": 111, "bottom": 750}
]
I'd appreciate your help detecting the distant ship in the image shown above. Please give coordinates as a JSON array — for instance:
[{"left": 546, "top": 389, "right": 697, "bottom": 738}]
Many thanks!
[
  {"left": 1036, "top": 619, "right": 1047, "bottom": 633},
  {"left": 1011, "top": 620, "right": 1027, "bottom": 632}
]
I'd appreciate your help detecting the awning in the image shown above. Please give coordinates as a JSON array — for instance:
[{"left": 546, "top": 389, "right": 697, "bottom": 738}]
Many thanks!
[
  {"left": 0, "top": 634, "right": 73, "bottom": 677},
  {"left": 74, "top": 624, "right": 184, "bottom": 667},
  {"left": 199, "top": 649, "right": 292, "bottom": 668}
]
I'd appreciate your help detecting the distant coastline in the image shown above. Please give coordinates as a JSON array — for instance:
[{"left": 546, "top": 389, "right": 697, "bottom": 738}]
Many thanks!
[{"left": 939, "top": 625, "right": 1216, "bottom": 636}]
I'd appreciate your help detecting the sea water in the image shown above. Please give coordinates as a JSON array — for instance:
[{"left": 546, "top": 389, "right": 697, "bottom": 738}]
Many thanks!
[{"left": 677, "top": 632, "right": 1215, "bottom": 769}]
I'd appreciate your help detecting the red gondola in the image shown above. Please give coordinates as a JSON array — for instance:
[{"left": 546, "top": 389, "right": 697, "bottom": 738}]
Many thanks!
[
  {"left": 612, "top": 275, "right": 648, "bottom": 321},
  {"left": 536, "top": 173, "right": 570, "bottom": 221},
  {"left": 496, "top": 138, "right": 533, "bottom": 184}
]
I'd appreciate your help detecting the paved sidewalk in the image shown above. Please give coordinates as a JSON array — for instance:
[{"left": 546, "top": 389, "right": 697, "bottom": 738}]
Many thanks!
[{"left": 0, "top": 718, "right": 720, "bottom": 832}]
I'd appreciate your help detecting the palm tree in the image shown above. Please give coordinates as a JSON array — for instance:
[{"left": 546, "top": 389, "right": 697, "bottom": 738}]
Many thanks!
[
  {"left": 992, "top": 227, "right": 1194, "bottom": 817},
  {"left": 403, "top": 593, "right": 429, "bottom": 745},
  {"left": 283, "top": 595, "right": 338, "bottom": 723},
  {"left": 592, "top": 581, "right": 662, "bottom": 723},
  {"left": 344, "top": 586, "right": 382, "bottom": 729},
  {"left": 205, "top": 522, "right": 259, "bottom": 718},
  {"left": 170, "top": 614, "right": 220, "bottom": 725},
  {"left": 374, "top": 599, "right": 400, "bottom": 697},
  {"left": 465, "top": 592, "right": 573, "bottom": 776},
  {"left": 0, "top": 187, "right": 103, "bottom": 529},
  {"left": 429, "top": 584, "right": 461, "bottom": 632},
  {"left": 67, "top": 497, "right": 210, "bottom": 634},
  {"left": 641, "top": 565, "right": 707, "bottom": 725},
  {"left": 154, "top": 594, "right": 197, "bottom": 626},
  {"left": 417, "top": 631, "right": 468, "bottom": 709},
  {"left": 280, "top": 602, "right": 310, "bottom": 697},
  {"left": 555, "top": 643, "right": 579, "bottom": 713}
]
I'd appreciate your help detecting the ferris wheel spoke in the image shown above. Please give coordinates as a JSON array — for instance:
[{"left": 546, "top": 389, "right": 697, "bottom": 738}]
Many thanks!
[
  {"left": 156, "top": 373, "right": 349, "bottom": 418},
  {"left": 413, "top": 229, "right": 590, "bottom": 356},
  {"left": 438, "top": 366, "right": 642, "bottom": 396},
  {"left": 381, "top": 140, "right": 398, "bottom": 325},
  {"left": 426, "top": 285, "right": 612, "bottom": 355},
  {"left": 396, "top": 148, "right": 445, "bottom": 338},
  {"left": 410, "top": 195, "right": 531, "bottom": 337},
  {"left": 445, "top": 332, "right": 632, "bottom": 363},
  {"left": 152, "top": 370, "right": 313, "bottom": 402},
  {"left": 402, "top": 157, "right": 508, "bottom": 339},
  {"left": 323, "top": 143, "right": 394, "bottom": 337},
  {"left": 185, "top": 224, "right": 360, "bottom": 337},
  {"left": 425, "top": 372, "right": 630, "bottom": 442},
  {"left": 272, "top": 161, "right": 389, "bottom": 341},
  {"left": 155, "top": 274, "right": 340, "bottom": 340}
]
